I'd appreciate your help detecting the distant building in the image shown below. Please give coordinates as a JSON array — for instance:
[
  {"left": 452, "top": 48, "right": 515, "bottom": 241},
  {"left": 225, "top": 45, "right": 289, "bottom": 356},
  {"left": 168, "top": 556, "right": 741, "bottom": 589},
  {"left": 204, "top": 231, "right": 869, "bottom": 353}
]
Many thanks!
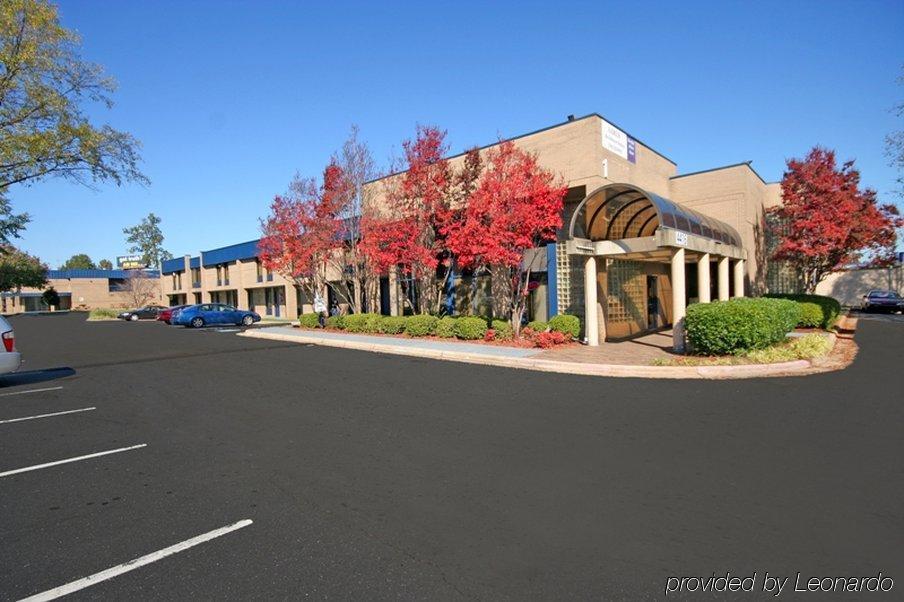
[{"left": 2, "top": 269, "right": 162, "bottom": 314}]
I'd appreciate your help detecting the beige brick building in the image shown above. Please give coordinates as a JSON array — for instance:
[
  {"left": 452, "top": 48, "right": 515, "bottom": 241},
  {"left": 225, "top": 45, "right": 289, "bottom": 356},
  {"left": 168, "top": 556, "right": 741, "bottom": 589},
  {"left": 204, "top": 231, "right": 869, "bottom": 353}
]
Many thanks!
[
  {"left": 2, "top": 269, "right": 164, "bottom": 314},
  {"left": 165, "top": 113, "right": 785, "bottom": 347}
]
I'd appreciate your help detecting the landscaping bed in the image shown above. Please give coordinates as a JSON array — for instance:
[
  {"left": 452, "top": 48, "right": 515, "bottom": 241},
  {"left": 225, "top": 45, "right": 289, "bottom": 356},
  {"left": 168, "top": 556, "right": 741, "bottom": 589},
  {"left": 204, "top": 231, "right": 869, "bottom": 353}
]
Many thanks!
[{"left": 295, "top": 312, "right": 582, "bottom": 349}]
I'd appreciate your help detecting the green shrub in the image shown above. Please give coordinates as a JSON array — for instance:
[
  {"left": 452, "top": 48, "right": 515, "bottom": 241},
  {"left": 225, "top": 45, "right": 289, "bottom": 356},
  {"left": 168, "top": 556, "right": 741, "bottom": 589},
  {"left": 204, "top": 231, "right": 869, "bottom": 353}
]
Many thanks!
[
  {"left": 490, "top": 319, "right": 514, "bottom": 340},
  {"left": 378, "top": 315, "right": 408, "bottom": 334},
  {"left": 326, "top": 315, "right": 345, "bottom": 329},
  {"left": 764, "top": 293, "right": 841, "bottom": 329},
  {"left": 548, "top": 314, "right": 581, "bottom": 339},
  {"left": 435, "top": 316, "right": 457, "bottom": 338},
  {"left": 344, "top": 313, "right": 382, "bottom": 333},
  {"left": 527, "top": 320, "right": 548, "bottom": 332},
  {"left": 454, "top": 316, "right": 488, "bottom": 340},
  {"left": 299, "top": 313, "right": 320, "bottom": 328},
  {"left": 746, "top": 333, "right": 832, "bottom": 363},
  {"left": 796, "top": 302, "right": 823, "bottom": 328},
  {"left": 685, "top": 297, "right": 801, "bottom": 355},
  {"left": 87, "top": 307, "right": 120, "bottom": 321},
  {"left": 405, "top": 314, "right": 439, "bottom": 337}
]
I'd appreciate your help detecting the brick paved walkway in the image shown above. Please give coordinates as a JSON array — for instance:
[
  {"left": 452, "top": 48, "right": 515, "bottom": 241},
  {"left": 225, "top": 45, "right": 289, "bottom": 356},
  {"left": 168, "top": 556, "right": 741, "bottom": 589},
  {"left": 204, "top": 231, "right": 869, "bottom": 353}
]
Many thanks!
[{"left": 536, "top": 329, "right": 679, "bottom": 365}]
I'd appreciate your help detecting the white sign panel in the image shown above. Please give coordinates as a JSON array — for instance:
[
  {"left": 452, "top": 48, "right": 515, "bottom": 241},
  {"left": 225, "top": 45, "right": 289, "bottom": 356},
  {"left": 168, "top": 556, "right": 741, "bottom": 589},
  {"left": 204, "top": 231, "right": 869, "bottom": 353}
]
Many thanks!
[
  {"left": 675, "top": 231, "right": 688, "bottom": 246},
  {"left": 601, "top": 119, "right": 636, "bottom": 163}
]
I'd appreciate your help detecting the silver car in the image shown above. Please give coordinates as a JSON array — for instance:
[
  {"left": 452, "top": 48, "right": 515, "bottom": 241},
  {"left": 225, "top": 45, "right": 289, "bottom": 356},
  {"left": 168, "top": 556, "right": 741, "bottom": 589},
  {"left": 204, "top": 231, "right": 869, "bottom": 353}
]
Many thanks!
[{"left": 0, "top": 315, "right": 22, "bottom": 375}]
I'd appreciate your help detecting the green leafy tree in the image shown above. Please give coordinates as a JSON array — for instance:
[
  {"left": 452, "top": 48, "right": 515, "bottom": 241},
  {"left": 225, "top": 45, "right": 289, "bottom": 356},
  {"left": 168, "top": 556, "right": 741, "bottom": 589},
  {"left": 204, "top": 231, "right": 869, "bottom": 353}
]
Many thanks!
[
  {"left": 0, "top": 0, "right": 148, "bottom": 242},
  {"left": 98, "top": 258, "right": 112, "bottom": 270},
  {"left": 0, "top": 245, "right": 47, "bottom": 292},
  {"left": 123, "top": 212, "right": 171, "bottom": 270},
  {"left": 60, "top": 253, "right": 95, "bottom": 270},
  {"left": 41, "top": 285, "right": 59, "bottom": 308}
]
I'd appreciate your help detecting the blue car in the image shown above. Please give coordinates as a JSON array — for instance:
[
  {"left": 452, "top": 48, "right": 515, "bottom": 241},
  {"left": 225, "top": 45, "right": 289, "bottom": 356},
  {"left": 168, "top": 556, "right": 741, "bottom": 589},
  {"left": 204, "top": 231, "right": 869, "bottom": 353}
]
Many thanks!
[{"left": 173, "top": 303, "right": 261, "bottom": 328}]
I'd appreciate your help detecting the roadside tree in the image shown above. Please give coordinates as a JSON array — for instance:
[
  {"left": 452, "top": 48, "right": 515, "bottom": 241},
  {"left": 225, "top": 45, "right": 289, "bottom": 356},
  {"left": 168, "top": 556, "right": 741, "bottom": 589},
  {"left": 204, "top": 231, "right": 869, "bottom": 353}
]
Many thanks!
[
  {"left": 123, "top": 213, "right": 172, "bottom": 270},
  {"left": 448, "top": 141, "right": 566, "bottom": 335},
  {"left": 61, "top": 253, "right": 96, "bottom": 270},
  {"left": 769, "top": 147, "right": 901, "bottom": 293},
  {"left": 0, "top": 0, "right": 147, "bottom": 241},
  {"left": 0, "top": 245, "right": 47, "bottom": 293},
  {"left": 123, "top": 269, "right": 157, "bottom": 308},
  {"left": 259, "top": 169, "right": 342, "bottom": 310}
]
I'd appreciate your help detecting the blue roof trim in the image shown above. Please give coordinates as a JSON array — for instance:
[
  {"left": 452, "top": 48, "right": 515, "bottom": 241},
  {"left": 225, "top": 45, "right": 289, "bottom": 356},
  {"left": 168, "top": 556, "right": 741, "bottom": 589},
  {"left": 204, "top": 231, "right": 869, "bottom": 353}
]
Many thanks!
[
  {"left": 47, "top": 269, "right": 160, "bottom": 279},
  {"left": 161, "top": 257, "right": 185, "bottom": 274},
  {"left": 201, "top": 239, "right": 261, "bottom": 267}
]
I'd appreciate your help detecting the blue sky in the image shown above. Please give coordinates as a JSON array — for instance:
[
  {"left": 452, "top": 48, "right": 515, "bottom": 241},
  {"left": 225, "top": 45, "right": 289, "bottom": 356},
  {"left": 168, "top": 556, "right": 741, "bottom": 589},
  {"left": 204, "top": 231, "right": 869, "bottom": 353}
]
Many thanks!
[{"left": 11, "top": 0, "right": 904, "bottom": 267}]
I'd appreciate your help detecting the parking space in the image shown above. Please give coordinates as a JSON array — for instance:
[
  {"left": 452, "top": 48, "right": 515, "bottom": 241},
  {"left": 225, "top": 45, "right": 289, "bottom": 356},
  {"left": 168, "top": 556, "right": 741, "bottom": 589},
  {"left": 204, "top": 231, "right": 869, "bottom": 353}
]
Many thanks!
[{"left": 1, "top": 312, "right": 903, "bottom": 599}]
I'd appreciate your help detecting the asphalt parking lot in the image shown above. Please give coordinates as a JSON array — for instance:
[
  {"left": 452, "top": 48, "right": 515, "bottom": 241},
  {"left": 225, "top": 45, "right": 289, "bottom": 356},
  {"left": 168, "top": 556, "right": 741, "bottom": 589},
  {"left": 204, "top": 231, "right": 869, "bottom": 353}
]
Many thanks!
[{"left": 1, "top": 312, "right": 902, "bottom": 599}]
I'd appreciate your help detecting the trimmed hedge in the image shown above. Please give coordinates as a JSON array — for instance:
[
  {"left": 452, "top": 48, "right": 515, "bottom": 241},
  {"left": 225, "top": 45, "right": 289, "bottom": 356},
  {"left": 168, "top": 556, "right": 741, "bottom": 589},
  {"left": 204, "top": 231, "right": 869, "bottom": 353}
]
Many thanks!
[
  {"left": 435, "top": 316, "right": 457, "bottom": 338},
  {"left": 527, "top": 320, "right": 548, "bottom": 332},
  {"left": 405, "top": 314, "right": 439, "bottom": 337},
  {"left": 796, "top": 302, "right": 823, "bottom": 328},
  {"left": 378, "top": 316, "right": 408, "bottom": 334},
  {"left": 549, "top": 314, "right": 581, "bottom": 339},
  {"left": 299, "top": 313, "right": 320, "bottom": 328},
  {"left": 453, "top": 316, "right": 487, "bottom": 340},
  {"left": 686, "top": 297, "right": 801, "bottom": 355},
  {"left": 326, "top": 315, "right": 345, "bottom": 329},
  {"left": 490, "top": 319, "right": 513, "bottom": 340},
  {"left": 343, "top": 313, "right": 382, "bottom": 333},
  {"left": 764, "top": 293, "right": 841, "bottom": 329}
]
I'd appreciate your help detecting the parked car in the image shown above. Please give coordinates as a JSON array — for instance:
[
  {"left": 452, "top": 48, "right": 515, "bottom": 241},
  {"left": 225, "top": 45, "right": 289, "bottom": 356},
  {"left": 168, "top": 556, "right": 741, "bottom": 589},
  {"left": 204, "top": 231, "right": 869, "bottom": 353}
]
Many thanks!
[
  {"left": 172, "top": 303, "right": 261, "bottom": 328},
  {"left": 157, "top": 305, "right": 189, "bottom": 324},
  {"left": 118, "top": 305, "right": 167, "bottom": 321},
  {"left": 860, "top": 290, "right": 904, "bottom": 313},
  {"left": 0, "top": 315, "right": 21, "bottom": 375}
]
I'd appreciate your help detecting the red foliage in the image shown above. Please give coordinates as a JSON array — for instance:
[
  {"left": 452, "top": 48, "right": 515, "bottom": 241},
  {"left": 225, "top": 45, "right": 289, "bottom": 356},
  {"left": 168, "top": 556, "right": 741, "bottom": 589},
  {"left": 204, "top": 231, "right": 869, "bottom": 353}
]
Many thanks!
[
  {"left": 258, "top": 165, "right": 343, "bottom": 294},
  {"left": 449, "top": 141, "right": 565, "bottom": 270},
  {"left": 369, "top": 125, "right": 454, "bottom": 313},
  {"left": 534, "top": 330, "right": 567, "bottom": 348},
  {"left": 484, "top": 328, "right": 496, "bottom": 342},
  {"left": 770, "top": 147, "right": 901, "bottom": 292},
  {"left": 447, "top": 140, "right": 567, "bottom": 330}
]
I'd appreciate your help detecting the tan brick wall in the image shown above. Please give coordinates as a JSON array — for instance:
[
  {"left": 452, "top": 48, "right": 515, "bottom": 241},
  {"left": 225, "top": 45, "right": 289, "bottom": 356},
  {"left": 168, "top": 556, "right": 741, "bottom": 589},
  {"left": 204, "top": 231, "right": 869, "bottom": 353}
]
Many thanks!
[{"left": 668, "top": 165, "right": 772, "bottom": 293}]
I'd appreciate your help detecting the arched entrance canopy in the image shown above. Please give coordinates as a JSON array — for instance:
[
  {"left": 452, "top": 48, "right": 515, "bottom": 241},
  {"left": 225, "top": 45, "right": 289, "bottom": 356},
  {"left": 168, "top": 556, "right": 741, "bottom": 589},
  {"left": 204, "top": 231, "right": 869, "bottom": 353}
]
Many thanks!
[{"left": 567, "top": 183, "right": 741, "bottom": 246}]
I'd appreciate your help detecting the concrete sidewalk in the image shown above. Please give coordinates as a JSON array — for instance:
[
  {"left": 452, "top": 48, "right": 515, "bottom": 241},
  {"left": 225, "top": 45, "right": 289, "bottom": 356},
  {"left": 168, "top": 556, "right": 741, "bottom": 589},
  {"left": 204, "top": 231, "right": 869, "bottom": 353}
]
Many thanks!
[{"left": 238, "top": 326, "right": 842, "bottom": 379}]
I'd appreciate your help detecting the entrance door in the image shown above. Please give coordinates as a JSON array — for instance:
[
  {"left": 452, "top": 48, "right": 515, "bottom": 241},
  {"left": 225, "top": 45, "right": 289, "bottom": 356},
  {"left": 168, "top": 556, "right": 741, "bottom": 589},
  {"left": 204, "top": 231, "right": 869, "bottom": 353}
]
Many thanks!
[
  {"left": 274, "top": 288, "right": 282, "bottom": 317},
  {"left": 379, "top": 277, "right": 391, "bottom": 315}
]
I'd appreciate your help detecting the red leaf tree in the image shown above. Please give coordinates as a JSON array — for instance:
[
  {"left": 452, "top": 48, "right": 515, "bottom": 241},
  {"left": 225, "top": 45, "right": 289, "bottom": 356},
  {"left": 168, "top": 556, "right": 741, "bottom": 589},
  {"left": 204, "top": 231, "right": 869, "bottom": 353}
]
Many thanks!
[
  {"left": 448, "top": 141, "right": 567, "bottom": 334},
  {"left": 258, "top": 164, "right": 343, "bottom": 308},
  {"left": 374, "top": 125, "right": 454, "bottom": 314},
  {"left": 770, "top": 146, "right": 901, "bottom": 293}
]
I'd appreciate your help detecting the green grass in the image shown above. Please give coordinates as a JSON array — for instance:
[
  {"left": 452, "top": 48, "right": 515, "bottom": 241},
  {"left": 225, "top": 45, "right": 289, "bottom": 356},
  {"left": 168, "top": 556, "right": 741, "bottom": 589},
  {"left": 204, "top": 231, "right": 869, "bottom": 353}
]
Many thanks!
[
  {"left": 86, "top": 308, "right": 121, "bottom": 321},
  {"left": 653, "top": 334, "right": 832, "bottom": 367}
]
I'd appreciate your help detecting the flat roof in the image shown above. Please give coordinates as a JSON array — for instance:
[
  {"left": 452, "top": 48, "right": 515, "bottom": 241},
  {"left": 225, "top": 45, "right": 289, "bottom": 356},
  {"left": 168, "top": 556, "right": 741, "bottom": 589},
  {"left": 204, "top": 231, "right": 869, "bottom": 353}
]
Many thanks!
[
  {"left": 670, "top": 161, "right": 768, "bottom": 185},
  {"left": 366, "top": 113, "right": 677, "bottom": 185}
]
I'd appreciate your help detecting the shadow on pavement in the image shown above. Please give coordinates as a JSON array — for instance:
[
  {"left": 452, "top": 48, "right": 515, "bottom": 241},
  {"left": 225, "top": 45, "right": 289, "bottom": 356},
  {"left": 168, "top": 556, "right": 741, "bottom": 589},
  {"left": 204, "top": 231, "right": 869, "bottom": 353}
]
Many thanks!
[{"left": 0, "top": 367, "right": 76, "bottom": 388}]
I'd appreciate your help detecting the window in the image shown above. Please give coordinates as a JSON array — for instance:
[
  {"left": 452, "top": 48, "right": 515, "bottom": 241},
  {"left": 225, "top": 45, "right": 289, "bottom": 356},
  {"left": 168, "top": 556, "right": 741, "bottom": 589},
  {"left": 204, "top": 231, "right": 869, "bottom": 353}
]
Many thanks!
[
  {"left": 256, "top": 260, "right": 263, "bottom": 282},
  {"left": 171, "top": 272, "right": 182, "bottom": 290},
  {"left": 191, "top": 267, "right": 201, "bottom": 288}
]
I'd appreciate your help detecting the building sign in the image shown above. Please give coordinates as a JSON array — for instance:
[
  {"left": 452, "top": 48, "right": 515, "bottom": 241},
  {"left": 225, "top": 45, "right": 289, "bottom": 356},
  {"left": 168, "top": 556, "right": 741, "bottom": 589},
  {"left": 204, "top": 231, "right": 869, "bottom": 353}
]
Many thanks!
[
  {"left": 117, "top": 254, "right": 145, "bottom": 269},
  {"left": 675, "top": 231, "right": 688, "bottom": 246},
  {"left": 601, "top": 119, "right": 637, "bottom": 164}
]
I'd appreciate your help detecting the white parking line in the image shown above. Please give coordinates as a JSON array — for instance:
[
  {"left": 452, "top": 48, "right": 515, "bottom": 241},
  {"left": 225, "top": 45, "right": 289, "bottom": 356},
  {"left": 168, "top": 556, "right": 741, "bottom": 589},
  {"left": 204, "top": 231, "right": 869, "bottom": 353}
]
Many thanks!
[
  {"left": 0, "top": 444, "right": 146, "bottom": 478},
  {"left": 0, "top": 386, "right": 64, "bottom": 398},
  {"left": 20, "top": 519, "right": 254, "bottom": 601},
  {"left": 0, "top": 407, "right": 96, "bottom": 425}
]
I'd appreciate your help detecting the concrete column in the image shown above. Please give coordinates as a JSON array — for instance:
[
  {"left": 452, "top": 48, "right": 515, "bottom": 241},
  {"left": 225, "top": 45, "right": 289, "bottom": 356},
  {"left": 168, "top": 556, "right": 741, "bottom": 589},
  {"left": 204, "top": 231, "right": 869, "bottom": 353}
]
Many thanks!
[
  {"left": 388, "top": 267, "right": 400, "bottom": 316},
  {"left": 671, "top": 248, "right": 686, "bottom": 353},
  {"left": 697, "top": 253, "right": 711, "bottom": 304},
  {"left": 584, "top": 256, "right": 599, "bottom": 346},
  {"left": 733, "top": 259, "right": 745, "bottom": 298},
  {"left": 717, "top": 256, "right": 730, "bottom": 301}
]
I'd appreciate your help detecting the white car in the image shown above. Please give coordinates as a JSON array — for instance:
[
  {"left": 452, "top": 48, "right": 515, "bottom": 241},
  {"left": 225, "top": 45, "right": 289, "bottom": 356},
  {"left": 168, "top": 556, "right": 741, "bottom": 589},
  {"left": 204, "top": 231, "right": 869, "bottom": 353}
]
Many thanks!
[{"left": 0, "top": 315, "right": 21, "bottom": 375}]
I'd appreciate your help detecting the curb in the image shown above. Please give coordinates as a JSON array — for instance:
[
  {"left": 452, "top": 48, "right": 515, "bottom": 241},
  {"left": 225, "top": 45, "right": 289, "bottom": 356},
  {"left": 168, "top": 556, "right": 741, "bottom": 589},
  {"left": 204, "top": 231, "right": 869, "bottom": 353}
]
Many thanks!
[{"left": 237, "top": 330, "right": 825, "bottom": 380}]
